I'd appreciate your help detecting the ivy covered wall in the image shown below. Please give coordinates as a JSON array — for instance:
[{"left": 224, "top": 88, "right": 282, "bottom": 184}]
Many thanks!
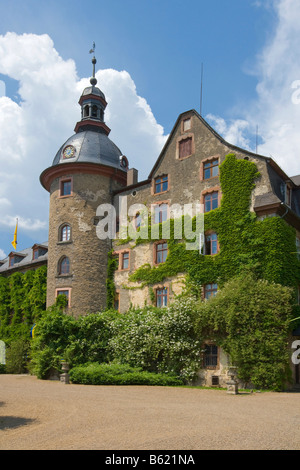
[
  {"left": 114, "top": 154, "right": 300, "bottom": 300},
  {"left": 0, "top": 265, "right": 47, "bottom": 343}
]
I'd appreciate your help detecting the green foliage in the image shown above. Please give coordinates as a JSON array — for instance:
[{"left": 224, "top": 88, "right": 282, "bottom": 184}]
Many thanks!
[
  {"left": 69, "top": 362, "right": 183, "bottom": 386},
  {"left": 108, "top": 296, "right": 202, "bottom": 382},
  {"left": 0, "top": 266, "right": 47, "bottom": 347},
  {"left": 106, "top": 250, "right": 119, "bottom": 309},
  {"left": 5, "top": 338, "right": 30, "bottom": 374},
  {"left": 29, "top": 304, "right": 78, "bottom": 379},
  {"left": 195, "top": 273, "right": 293, "bottom": 390},
  {"left": 124, "top": 154, "right": 300, "bottom": 297},
  {"left": 65, "top": 309, "right": 120, "bottom": 365}
]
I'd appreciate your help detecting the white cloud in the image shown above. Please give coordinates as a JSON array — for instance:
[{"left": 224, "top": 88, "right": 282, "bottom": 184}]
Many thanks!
[
  {"left": 0, "top": 32, "right": 168, "bottom": 254},
  {"left": 207, "top": 0, "right": 300, "bottom": 178}
]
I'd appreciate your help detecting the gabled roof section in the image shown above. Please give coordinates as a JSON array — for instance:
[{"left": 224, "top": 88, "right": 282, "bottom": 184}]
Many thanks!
[{"left": 148, "top": 109, "right": 299, "bottom": 185}]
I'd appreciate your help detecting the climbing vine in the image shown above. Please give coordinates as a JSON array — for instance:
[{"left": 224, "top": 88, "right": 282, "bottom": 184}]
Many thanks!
[
  {"left": 0, "top": 265, "right": 47, "bottom": 344},
  {"left": 123, "top": 154, "right": 300, "bottom": 298}
]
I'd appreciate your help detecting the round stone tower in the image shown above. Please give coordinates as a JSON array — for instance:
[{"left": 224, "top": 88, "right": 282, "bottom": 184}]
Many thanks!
[{"left": 40, "top": 53, "right": 128, "bottom": 317}]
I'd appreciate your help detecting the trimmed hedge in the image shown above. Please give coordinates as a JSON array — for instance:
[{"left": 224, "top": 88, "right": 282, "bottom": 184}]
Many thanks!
[{"left": 69, "top": 362, "right": 184, "bottom": 386}]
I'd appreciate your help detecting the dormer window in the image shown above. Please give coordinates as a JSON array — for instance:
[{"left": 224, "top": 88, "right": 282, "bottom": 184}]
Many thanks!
[
  {"left": 9, "top": 252, "right": 26, "bottom": 268},
  {"left": 32, "top": 244, "right": 48, "bottom": 261}
]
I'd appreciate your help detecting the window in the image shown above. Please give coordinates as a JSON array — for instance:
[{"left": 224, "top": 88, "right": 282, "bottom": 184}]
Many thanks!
[
  {"left": 60, "top": 179, "right": 72, "bottom": 197},
  {"left": 154, "top": 203, "right": 168, "bottom": 224},
  {"left": 204, "top": 192, "right": 218, "bottom": 212},
  {"left": 203, "top": 344, "right": 218, "bottom": 368},
  {"left": 203, "top": 159, "right": 219, "bottom": 179},
  {"left": 56, "top": 289, "right": 70, "bottom": 307},
  {"left": 121, "top": 252, "right": 129, "bottom": 270},
  {"left": 9, "top": 254, "right": 24, "bottom": 267},
  {"left": 179, "top": 137, "right": 192, "bottom": 159},
  {"left": 155, "top": 242, "right": 168, "bottom": 264},
  {"left": 204, "top": 283, "right": 218, "bottom": 299},
  {"left": 91, "top": 105, "right": 98, "bottom": 118},
  {"left": 135, "top": 213, "right": 141, "bottom": 230},
  {"left": 60, "top": 224, "right": 71, "bottom": 242},
  {"left": 33, "top": 249, "right": 39, "bottom": 260},
  {"left": 114, "top": 292, "right": 120, "bottom": 312},
  {"left": 156, "top": 287, "right": 168, "bottom": 307},
  {"left": 58, "top": 256, "right": 70, "bottom": 275},
  {"left": 183, "top": 118, "right": 191, "bottom": 132},
  {"left": 154, "top": 175, "right": 168, "bottom": 194},
  {"left": 205, "top": 233, "right": 218, "bottom": 255},
  {"left": 84, "top": 105, "right": 89, "bottom": 117}
]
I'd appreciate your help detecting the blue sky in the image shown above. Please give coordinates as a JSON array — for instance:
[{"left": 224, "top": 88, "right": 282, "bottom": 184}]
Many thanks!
[{"left": 1, "top": 0, "right": 300, "bottom": 257}]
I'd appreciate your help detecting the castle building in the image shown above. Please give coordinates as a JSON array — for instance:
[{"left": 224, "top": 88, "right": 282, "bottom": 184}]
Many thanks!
[{"left": 1, "top": 56, "right": 300, "bottom": 386}]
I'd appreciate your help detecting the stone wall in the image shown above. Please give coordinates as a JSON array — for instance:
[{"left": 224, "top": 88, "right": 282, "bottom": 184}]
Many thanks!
[{"left": 47, "top": 171, "right": 122, "bottom": 317}]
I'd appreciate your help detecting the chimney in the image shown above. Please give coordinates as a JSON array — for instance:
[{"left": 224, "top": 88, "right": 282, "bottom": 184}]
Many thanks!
[{"left": 127, "top": 168, "right": 138, "bottom": 186}]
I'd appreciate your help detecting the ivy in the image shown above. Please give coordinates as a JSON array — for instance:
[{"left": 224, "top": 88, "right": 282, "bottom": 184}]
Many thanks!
[
  {"left": 124, "top": 153, "right": 300, "bottom": 297},
  {"left": 0, "top": 266, "right": 47, "bottom": 344}
]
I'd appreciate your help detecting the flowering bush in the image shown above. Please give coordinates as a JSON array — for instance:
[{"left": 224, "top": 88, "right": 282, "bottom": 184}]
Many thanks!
[{"left": 108, "top": 296, "right": 202, "bottom": 382}]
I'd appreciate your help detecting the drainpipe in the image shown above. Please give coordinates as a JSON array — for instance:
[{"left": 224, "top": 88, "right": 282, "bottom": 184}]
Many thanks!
[{"left": 280, "top": 202, "right": 289, "bottom": 219}]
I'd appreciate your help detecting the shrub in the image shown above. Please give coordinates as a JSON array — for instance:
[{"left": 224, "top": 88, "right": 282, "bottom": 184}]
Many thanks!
[
  {"left": 5, "top": 338, "right": 29, "bottom": 374},
  {"left": 69, "top": 362, "right": 183, "bottom": 386}
]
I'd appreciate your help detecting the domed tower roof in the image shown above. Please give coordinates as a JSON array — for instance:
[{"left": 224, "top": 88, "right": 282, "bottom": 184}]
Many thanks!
[
  {"left": 40, "top": 46, "right": 129, "bottom": 191},
  {"left": 52, "top": 130, "right": 125, "bottom": 170}
]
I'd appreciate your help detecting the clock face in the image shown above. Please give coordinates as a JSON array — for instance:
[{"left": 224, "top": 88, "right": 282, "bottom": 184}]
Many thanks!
[{"left": 63, "top": 145, "right": 76, "bottom": 159}]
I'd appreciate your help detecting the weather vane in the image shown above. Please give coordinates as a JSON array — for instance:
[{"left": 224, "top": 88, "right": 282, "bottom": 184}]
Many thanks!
[
  {"left": 89, "top": 42, "right": 97, "bottom": 86},
  {"left": 89, "top": 42, "right": 96, "bottom": 55}
]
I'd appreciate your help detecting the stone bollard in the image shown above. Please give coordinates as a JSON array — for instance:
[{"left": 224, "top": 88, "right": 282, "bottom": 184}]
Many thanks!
[
  {"left": 60, "top": 361, "right": 70, "bottom": 384},
  {"left": 226, "top": 366, "right": 238, "bottom": 395}
]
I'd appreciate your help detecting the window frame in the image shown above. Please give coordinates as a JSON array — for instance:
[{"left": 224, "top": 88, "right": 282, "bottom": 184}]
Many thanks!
[
  {"left": 58, "top": 256, "right": 70, "bottom": 276},
  {"left": 55, "top": 288, "right": 71, "bottom": 307},
  {"left": 121, "top": 251, "right": 130, "bottom": 270},
  {"left": 177, "top": 133, "right": 194, "bottom": 160},
  {"left": 203, "top": 158, "right": 219, "bottom": 180},
  {"left": 203, "top": 283, "right": 218, "bottom": 300},
  {"left": 204, "top": 232, "right": 219, "bottom": 255},
  {"left": 59, "top": 177, "right": 73, "bottom": 198},
  {"left": 154, "top": 241, "right": 168, "bottom": 265},
  {"left": 204, "top": 192, "right": 219, "bottom": 212},
  {"left": 203, "top": 343, "right": 219, "bottom": 369},
  {"left": 59, "top": 224, "right": 71, "bottom": 242},
  {"left": 154, "top": 174, "right": 169, "bottom": 195},
  {"left": 153, "top": 202, "right": 169, "bottom": 224},
  {"left": 155, "top": 286, "right": 169, "bottom": 307}
]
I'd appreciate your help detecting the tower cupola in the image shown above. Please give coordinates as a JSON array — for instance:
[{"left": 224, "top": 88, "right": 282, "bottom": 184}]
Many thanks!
[{"left": 74, "top": 44, "right": 110, "bottom": 135}]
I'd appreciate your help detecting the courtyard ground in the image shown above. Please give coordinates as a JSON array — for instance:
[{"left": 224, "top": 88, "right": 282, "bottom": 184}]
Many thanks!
[{"left": 0, "top": 374, "right": 299, "bottom": 450}]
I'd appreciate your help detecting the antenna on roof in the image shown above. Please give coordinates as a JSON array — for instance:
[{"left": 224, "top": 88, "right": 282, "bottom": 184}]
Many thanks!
[{"left": 200, "top": 62, "right": 203, "bottom": 116}]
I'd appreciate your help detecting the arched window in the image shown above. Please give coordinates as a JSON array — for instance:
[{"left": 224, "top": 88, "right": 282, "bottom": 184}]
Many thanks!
[
  {"left": 60, "top": 224, "right": 71, "bottom": 242},
  {"left": 91, "top": 105, "right": 98, "bottom": 118},
  {"left": 58, "top": 256, "right": 70, "bottom": 275},
  {"left": 84, "top": 105, "right": 89, "bottom": 117}
]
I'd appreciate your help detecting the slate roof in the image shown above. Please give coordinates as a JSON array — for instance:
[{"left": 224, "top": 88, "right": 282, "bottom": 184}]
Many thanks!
[{"left": 0, "top": 242, "right": 48, "bottom": 274}]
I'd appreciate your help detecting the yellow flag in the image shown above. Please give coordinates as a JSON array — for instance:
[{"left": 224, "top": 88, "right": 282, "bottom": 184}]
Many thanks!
[{"left": 11, "top": 219, "right": 18, "bottom": 250}]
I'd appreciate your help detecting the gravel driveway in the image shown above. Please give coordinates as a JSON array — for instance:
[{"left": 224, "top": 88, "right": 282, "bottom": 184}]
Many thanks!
[{"left": 0, "top": 374, "right": 299, "bottom": 450}]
